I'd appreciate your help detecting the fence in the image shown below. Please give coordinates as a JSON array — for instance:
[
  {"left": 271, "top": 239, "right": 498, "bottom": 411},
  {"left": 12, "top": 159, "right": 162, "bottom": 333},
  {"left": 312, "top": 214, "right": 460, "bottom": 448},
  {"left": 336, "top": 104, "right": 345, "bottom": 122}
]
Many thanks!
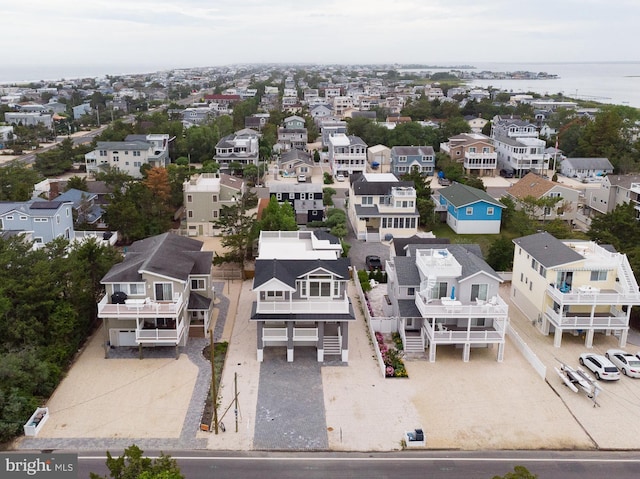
[
  {"left": 352, "top": 271, "right": 396, "bottom": 377},
  {"left": 506, "top": 324, "right": 547, "bottom": 380}
]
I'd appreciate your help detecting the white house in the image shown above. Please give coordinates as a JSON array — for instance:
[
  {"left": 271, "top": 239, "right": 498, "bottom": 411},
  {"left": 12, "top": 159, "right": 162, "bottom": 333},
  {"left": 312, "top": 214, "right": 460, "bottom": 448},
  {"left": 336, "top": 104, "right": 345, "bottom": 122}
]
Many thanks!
[{"left": 328, "top": 133, "right": 367, "bottom": 178}]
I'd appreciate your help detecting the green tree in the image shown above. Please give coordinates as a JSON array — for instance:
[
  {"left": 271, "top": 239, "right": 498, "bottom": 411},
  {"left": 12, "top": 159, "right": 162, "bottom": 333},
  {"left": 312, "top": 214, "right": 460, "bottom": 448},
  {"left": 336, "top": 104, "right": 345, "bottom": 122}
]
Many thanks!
[
  {"left": 252, "top": 196, "right": 297, "bottom": 240},
  {"left": 486, "top": 235, "right": 515, "bottom": 271},
  {"left": 90, "top": 445, "right": 183, "bottom": 479},
  {"left": 65, "top": 175, "right": 88, "bottom": 191},
  {"left": 588, "top": 202, "right": 640, "bottom": 251},
  {"left": 492, "top": 465, "right": 537, "bottom": 479},
  {"left": 212, "top": 191, "right": 257, "bottom": 275},
  {"left": 0, "top": 161, "right": 41, "bottom": 201},
  {"left": 323, "top": 187, "right": 336, "bottom": 206}
]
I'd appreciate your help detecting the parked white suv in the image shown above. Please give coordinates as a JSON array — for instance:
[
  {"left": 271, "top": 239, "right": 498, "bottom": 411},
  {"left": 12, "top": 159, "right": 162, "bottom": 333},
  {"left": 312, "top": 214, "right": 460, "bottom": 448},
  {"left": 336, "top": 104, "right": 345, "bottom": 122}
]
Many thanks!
[
  {"left": 297, "top": 174, "right": 306, "bottom": 183},
  {"left": 579, "top": 353, "right": 620, "bottom": 381}
]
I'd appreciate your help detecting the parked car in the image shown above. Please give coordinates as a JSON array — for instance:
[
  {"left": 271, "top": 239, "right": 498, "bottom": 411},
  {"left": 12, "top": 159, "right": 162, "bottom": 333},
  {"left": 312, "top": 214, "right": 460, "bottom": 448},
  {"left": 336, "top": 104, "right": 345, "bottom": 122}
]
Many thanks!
[
  {"left": 297, "top": 174, "right": 306, "bottom": 183},
  {"left": 579, "top": 353, "right": 620, "bottom": 381},
  {"left": 499, "top": 168, "right": 514, "bottom": 178},
  {"left": 606, "top": 349, "right": 640, "bottom": 378},
  {"left": 437, "top": 177, "right": 451, "bottom": 186},
  {"left": 365, "top": 255, "right": 383, "bottom": 271},
  {"left": 335, "top": 173, "right": 345, "bottom": 182}
]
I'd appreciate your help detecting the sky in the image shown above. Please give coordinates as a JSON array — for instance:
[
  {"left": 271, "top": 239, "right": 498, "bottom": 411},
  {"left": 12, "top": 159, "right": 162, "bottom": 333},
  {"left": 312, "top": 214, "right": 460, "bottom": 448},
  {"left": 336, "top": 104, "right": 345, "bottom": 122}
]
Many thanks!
[{"left": 2, "top": 0, "right": 639, "bottom": 78}]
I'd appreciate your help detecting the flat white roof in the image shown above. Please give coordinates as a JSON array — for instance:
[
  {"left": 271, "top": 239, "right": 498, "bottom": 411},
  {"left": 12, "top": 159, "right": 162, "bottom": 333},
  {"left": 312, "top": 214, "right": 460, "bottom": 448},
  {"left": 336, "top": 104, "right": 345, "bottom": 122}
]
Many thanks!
[
  {"left": 258, "top": 231, "right": 341, "bottom": 260},
  {"left": 363, "top": 173, "right": 398, "bottom": 182}
]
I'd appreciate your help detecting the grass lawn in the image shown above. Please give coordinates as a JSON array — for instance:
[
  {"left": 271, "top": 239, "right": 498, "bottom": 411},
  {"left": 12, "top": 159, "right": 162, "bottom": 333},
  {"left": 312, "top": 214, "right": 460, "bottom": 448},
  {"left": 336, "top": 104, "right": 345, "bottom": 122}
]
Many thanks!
[{"left": 428, "top": 223, "right": 521, "bottom": 257}]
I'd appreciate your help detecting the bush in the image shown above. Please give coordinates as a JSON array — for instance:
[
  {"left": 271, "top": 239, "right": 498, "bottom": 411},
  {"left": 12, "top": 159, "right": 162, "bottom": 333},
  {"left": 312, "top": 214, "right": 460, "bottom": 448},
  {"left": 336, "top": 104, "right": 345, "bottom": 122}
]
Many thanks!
[
  {"left": 323, "top": 172, "right": 334, "bottom": 184},
  {"left": 358, "top": 269, "right": 372, "bottom": 292}
]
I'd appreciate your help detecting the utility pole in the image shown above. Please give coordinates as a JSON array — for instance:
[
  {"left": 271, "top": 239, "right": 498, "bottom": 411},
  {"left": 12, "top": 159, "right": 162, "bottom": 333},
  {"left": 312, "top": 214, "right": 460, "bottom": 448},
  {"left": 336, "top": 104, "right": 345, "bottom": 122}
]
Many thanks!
[{"left": 210, "top": 329, "right": 219, "bottom": 434}]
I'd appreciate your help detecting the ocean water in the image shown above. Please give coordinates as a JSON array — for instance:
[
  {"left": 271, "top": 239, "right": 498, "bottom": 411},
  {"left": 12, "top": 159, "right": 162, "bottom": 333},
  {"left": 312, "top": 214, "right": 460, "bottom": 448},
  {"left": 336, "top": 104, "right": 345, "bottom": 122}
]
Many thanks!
[{"left": 468, "top": 62, "right": 640, "bottom": 108}]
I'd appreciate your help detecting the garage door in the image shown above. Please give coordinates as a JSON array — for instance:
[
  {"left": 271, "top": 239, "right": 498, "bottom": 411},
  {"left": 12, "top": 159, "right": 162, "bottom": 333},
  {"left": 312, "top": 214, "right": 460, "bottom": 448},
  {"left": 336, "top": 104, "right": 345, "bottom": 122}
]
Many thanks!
[{"left": 110, "top": 329, "right": 137, "bottom": 347}]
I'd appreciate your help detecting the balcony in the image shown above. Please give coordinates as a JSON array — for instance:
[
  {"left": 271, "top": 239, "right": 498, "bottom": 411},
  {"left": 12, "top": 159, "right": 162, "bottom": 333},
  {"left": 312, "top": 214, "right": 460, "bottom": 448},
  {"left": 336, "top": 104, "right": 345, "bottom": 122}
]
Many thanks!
[
  {"left": 415, "top": 293, "right": 508, "bottom": 320},
  {"left": 256, "top": 296, "right": 350, "bottom": 315},
  {"left": 544, "top": 306, "right": 628, "bottom": 330},
  {"left": 98, "top": 294, "right": 185, "bottom": 319},
  {"left": 422, "top": 321, "right": 506, "bottom": 344},
  {"left": 136, "top": 319, "right": 185, "bottom": 344},
  {"left": 262, "top": 326, "right": 319, "bottom": 342},
  {"left": 415, "top": 249, "right": 462, "bottom": 278},
  {"left": 545, "top": 283, "right": 640, "bottom": 306}
]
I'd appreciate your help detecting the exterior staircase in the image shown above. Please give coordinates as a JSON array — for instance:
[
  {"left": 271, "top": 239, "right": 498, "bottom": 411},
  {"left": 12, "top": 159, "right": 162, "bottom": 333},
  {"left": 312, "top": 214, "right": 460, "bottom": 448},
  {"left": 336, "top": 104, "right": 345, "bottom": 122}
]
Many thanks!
[
  {"left": 403, "top": 333, "right": 424, "bottom": 353},
  {"left": 323, "top": 336, "right": 341, "bottom": 356}
]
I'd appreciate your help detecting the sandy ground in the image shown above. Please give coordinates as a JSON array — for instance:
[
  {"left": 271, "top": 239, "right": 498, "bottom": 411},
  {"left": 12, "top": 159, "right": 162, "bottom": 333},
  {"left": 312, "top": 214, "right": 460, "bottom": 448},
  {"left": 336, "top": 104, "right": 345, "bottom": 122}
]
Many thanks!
[
  {"left": 36, "top": 336, "right": 198, "bottom": 439},
  {"left": 19, "top": 234, "right": 640, "bottom": 451}
]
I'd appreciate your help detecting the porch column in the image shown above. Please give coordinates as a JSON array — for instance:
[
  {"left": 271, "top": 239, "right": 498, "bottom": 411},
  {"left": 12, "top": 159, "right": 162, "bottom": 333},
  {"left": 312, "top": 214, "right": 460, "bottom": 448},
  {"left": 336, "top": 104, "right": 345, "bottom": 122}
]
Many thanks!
[
  {"left": 256, "top": 321, "right": 264, "bottom": 362},
  {"left": 317, "top": 322, "right": 325, "bottom": 362},
  {"left": 585, "top": 329, "right": 595, "bottom": 349},
  {"left": 619, "top": 328, "right": 629, "bottom": 348},
  {"left": 553, "top": 327, "right": 563, "bottom": 348},
  {"left": 428, "top": 343, "right": 437, "bottom": 362},
  {"left": 496, "top": 342, "right": 505, "bottom": 362},
  {"left": 341, "top": 322, "right": 349, "bottom": 362},
  {"left": 287, "top": 322, "right": 294, "bottom": 362},
  {"left": 541, "top": 316, "right": 551, "bottom": 336},
  {"left": 103, "top": 318, "right": 109, "bottom": 359},
  {"left": 462, "top": 343, "right": 471, "bottom": 362}
]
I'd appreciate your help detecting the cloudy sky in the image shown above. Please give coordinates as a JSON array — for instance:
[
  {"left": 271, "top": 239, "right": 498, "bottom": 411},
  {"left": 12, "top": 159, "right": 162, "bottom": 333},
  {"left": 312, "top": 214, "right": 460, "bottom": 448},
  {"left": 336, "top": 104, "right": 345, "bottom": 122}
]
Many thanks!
[{"left": 2, "top": 0, "right": 639, "bottom": 77}]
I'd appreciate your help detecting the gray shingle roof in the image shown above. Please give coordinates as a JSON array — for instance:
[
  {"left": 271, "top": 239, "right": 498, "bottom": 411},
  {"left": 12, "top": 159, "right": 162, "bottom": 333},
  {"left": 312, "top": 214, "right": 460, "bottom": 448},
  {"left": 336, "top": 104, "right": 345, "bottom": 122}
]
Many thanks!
[
  {"left": 393, "top": 256, "right": 421, "bottom": 285},
  {"left": 397, "top": 299, "right": 422, "bottom": 318},
  {"left": 253, "top": 258, "right": 350, "bottom": 289},
  {"left": 513, "top": 231, "right": 583, "bottom": 268},
  {"left": 393, "top": 236, "right": 450, "bottom": 256},
  {"left": 403, "top": 243, "right": 497, "bottom": 282},
  {"left": 101, "top": 233, "right": 212, "bottom": 283},
  {"left": 562, "top": 157, "right": 613, "bottom": 170},
  {"left": 351, "top": 175, "right": 414, "bottom": 196},
  {"left": 439, "top": 183, "right": 504, "bottom": 209},
  {"left": 391, "top": 146, "right": 435, "bottom": 156}
]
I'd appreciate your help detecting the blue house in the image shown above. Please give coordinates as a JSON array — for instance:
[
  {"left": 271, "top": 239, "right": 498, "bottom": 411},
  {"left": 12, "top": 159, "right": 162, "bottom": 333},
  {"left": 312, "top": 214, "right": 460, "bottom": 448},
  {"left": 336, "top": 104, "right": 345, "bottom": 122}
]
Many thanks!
[
  {"left": 390, "top": 146, "right": 435, "bottom": 176},
  {"left": 0, "top": 200, "right": 74, "bottom": 247},
  {"left": 436, "top": 183, "right": 504, "bottom": 234}
]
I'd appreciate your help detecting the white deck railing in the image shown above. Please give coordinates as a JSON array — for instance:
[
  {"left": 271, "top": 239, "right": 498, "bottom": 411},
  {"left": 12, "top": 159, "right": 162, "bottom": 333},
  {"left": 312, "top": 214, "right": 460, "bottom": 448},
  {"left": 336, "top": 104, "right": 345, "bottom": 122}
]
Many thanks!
[
  {"left": 256, "top": 296, "right": 349, "bottom": 314},
  {"left": 136, "top": 321, "right": 185, "bottom": 343},
  {"left": 262, "top": 327, "right": 319, "bottom": 342},
  {"left": 415, "top": 294, "right": 508, "bottom": 319},
  {"left": 544, "top": 306, "right": 628, "bottom": 329},
  {"left": 545, "top": 284, "right": 640, "bottom": 305},
  {"left": 98, "top": 294, "right": 184, "bottom": 318}
]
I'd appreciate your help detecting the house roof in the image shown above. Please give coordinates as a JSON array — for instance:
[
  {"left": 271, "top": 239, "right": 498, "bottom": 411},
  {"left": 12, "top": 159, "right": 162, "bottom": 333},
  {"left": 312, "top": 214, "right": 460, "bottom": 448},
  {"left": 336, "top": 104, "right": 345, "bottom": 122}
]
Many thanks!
[
  {"left": 562, "top": 157, "right": 614, "bottom": 170},
  {"left": 507, "top": 172, "right": 571, "bottom": 200},
  {"left": 393, "top": 256, "right": 422, "bottom": 285},
  {"left": 404, "top": 243, "right": 499, "bottom": 282},
  {"left": 101, "top": 233, "right": 212, "bottom": 284},
  {"left": 513, "top": 231, "right": 583, "bottom": 268},
  {"left": 96, "top": 140, "right": 150, "bottom": 151},
  {"left": 55, "top": 188, "right": 97, "bottom": 208},
  {"left": 350, "top": 173, "right": 414, "bottom": 196},
  {"left": 253, "top": 258, "right": 351, "bottom": 289},
  {"left": 397, "top": 299, "right": 422, "bottom": 318},
  {"left": 393, "top": 235, "right": 450, "bottom": 256},
  {"left": 219, "top": 173, "right": 244, "bottom": 191},
  {"left": 391, "top": 146, "right": 435, "bottom": 157},
  {"left": 608, "top": 174, "right": 640, "bottom": 189},
  {"left": 439, "top": 183, "right": 504, "bottom": 209},
  {"left": 187, "top": 292, "right": 212, "bottom": 311}
]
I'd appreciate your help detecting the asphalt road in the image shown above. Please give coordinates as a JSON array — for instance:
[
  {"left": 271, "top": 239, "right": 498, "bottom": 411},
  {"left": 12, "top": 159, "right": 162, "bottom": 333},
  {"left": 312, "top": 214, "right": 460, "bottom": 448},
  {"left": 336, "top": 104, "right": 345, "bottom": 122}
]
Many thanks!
[{"left": 74, "top": 451, "right": 640, "bottom": 479}]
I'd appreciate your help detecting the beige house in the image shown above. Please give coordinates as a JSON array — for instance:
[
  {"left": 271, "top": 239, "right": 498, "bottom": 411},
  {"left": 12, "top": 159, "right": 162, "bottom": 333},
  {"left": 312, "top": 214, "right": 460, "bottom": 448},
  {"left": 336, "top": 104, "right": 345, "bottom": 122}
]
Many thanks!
[
  {"left": 98, "top": 233, "right": 214, "bottom": 358},
  {"left": 507, "top": 172, "right": 580, "bottom": 224},
  {"left": 439, "top": 133, "right": 497, "bottom": 176},
  {"left": 511, "top": 231, "right": 640, "bottom": 348},
  {"left": 585, "top": 174, "right": 640, "bottom": 217},
  {"left": 183, "top": 173, "right": 245, "bottom": 237}
]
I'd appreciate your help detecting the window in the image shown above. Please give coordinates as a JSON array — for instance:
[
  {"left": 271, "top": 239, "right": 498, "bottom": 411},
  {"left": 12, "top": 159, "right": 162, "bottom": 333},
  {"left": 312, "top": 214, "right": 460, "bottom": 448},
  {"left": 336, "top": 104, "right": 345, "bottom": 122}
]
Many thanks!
[
  {"left": 466, "top": 207, "right": 473, "bottom": 215},
  {"left": 191, "top": 279, "right": 206, "bottom": 290},
  {"left": 114, "top": 283, "right": 145, "bottom": 295},
  {"left": 539, "top": 265, "right": 546, "bottom": 277},
  {"left": 19, "top": 215, "right": 27, "bottom": 220},
  {"left": 266, "top": 291, "right": 284, "bottom": 299},
  {"left": 408, "top": 287, "right": 415, "bottom": 296},
  {"left": 212, "top": 195, "right": 218, "bottom": 202},
  {"left": 187, "top": 195, "right": 193, "bottom": 203},
  {"left": 590, "top": 271, "right": 607, "bottom": 281},
  {"left": 362, "top": 196, "right": 373, "bottom": 205},
  {"left": 431, "top": 282, "right": 448, "bottom": 300},
  {"left": 531, "top": 258, "right": 538, "bottom": 270},
  {"left": 487, "top": 207, "right": 494, "bottom": 216},
  {"left": 399, "top": 156, "right": 407, "bottom": 162},
  {"left": 113, "top": 155, "right": 119, "bottom": 162},
  {"left": 124, "top": 151, "right": 129, "bottom": 155},
  {"left": 187, "top": 210, "right": 193, "bottom": 218},
  {"left": 133, "top": 151, "right": 141, "bottom": 157},
  {"left": 6, "top": 215, "right": 14, "bottom": 220},
  {"left": 34, "top": 218, "right": 48, "bottom": 222},
  {"left": 155, "top": 283, "right": 173, "bottom": 301},
  {"left": 306, "top": 274, "right": 333, "bottom": 297},
  {"left": 471, "top": 284, "right": 488, "bottom": 301}
]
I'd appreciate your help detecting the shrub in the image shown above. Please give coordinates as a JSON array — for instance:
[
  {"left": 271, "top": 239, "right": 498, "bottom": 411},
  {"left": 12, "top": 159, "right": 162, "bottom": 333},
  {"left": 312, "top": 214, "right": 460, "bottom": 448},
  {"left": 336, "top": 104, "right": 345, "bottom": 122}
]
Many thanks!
[{"left": 358, "top": 269, "right": 372, "bottom": 292}]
